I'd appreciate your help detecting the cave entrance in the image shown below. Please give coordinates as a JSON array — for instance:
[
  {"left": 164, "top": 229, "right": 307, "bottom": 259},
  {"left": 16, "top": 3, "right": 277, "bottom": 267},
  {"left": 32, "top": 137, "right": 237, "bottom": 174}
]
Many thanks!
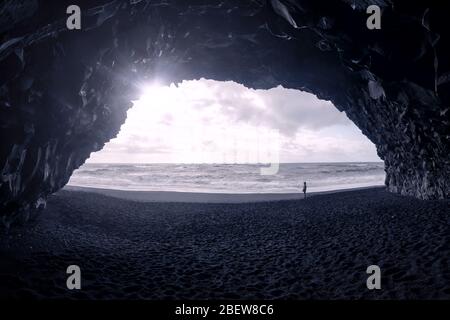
[
  {"left": 68, "top": 79, "right": 384, "bottom": 194},
  {"left": 1, "top": 0, "right": 449, "bottom": 224}
]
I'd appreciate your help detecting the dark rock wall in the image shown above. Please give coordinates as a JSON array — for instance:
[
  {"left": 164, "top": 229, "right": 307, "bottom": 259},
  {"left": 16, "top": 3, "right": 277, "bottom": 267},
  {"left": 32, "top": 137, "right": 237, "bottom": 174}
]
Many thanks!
[{"left": 1, "top": 0, "right": 449, "bottom": 223}]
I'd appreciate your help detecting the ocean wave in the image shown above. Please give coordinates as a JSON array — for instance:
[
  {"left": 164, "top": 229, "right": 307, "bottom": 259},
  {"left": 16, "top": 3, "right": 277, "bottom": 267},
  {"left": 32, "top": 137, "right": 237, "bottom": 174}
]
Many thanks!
[{"left": 68, "top": 163, "right": 385, "bottom": 193}]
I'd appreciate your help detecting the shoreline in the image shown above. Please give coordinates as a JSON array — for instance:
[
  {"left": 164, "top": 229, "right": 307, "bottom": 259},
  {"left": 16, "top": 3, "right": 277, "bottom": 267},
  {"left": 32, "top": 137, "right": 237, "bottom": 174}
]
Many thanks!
[{"left": 64, "top": 185, "right": 385, "bottom": 203}]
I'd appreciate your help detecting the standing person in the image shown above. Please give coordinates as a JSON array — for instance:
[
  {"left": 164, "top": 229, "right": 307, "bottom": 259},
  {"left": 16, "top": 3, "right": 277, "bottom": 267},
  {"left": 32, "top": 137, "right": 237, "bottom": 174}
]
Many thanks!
[{"left": 302, "top": 181, "right": 307, "bottom": 199}]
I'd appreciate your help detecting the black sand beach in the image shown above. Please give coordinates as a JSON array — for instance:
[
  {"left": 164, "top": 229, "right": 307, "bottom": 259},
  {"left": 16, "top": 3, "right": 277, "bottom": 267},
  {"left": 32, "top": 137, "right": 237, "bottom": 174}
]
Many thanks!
[{"left": 0, "top": 187, "right": 449, "bottom": 300}]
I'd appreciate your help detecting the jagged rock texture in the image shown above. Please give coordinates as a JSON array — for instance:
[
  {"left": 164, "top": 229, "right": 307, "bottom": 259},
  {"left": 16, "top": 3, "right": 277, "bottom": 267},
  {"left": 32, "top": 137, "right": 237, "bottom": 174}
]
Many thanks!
[{"left": 1, "top": 0, "right": 449, "bottom": 223}]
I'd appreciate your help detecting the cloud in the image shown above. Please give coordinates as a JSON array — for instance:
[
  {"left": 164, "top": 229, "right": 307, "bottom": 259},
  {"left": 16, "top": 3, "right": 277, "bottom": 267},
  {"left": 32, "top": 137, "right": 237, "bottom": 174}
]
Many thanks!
[
  {"left": 87, "top": 79, "right": 381, "bottom": 163},
  {"left": 176, "top": 79, "right": 351, "bottom": 136}
]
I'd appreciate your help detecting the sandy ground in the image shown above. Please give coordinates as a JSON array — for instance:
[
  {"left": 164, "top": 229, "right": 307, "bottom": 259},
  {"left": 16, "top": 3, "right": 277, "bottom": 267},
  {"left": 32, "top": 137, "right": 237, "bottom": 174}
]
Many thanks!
[
  {"left": 64, "top": 185, "right": 381, "bottom": 203},
  {"left": 0, "top": 187, "right": 449, "bottom": 299}
]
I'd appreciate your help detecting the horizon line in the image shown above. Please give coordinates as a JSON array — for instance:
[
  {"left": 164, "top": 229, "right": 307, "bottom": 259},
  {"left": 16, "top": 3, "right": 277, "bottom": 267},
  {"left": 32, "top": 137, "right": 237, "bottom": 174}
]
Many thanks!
[{"left": 84, "top": 161, "right": 385, "bottom": 165}]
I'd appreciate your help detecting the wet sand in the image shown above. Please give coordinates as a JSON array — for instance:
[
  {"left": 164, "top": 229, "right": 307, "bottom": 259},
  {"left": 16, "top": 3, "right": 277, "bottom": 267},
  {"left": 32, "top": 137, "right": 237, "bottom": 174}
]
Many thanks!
[
  {"left": 64, "top": 185, "right": 381, "bottom": 203},
  {"left": 0, "top": 187, "right": 449, "bottom": 299}
]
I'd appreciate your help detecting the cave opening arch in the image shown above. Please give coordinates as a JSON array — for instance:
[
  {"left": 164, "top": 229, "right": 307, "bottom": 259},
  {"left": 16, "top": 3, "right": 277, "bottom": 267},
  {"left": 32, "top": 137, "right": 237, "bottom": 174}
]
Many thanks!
[
  {"left": 1, "top": 0, "right": 449, "bottom": 222},
  {"left": 69, "top": 78, "right": 384, "bottom": 193}
]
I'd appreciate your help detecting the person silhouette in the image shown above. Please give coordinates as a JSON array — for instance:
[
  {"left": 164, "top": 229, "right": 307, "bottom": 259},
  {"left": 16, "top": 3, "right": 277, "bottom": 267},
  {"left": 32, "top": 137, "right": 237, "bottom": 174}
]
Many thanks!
[{"left": 302, "top": 181, "right": 307, "bottom": 199}]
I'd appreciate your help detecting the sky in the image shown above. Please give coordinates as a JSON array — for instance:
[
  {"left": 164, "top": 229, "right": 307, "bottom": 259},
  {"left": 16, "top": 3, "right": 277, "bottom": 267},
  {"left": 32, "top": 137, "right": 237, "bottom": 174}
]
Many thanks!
[{"left": 87, "top": 79, "right": 381, "bottom": 164}]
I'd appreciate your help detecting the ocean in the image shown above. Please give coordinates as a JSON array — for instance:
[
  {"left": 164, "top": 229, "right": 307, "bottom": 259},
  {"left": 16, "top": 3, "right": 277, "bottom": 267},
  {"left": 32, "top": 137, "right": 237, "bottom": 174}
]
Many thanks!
[{"left": 68, "top": 162, "right": 386, "bottom": 193}]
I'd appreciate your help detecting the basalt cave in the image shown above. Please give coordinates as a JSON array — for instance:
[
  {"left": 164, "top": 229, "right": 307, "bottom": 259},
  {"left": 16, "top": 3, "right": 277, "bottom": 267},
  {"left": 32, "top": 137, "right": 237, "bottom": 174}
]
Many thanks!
[{"left": 0, "top": 0, "right": 449, "bottom": 224}]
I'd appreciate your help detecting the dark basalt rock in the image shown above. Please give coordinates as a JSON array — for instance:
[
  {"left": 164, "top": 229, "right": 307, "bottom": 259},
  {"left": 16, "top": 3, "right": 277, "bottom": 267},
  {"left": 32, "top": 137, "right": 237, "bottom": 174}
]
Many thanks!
[{"left": 0, "top": 0, "right": 449, "bottom": 223}]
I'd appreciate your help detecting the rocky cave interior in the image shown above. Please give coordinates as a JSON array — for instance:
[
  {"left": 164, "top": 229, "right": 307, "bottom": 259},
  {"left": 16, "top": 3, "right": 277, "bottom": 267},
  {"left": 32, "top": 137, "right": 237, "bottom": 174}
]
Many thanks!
[{"left": 0, "top": 0, "right": 449, "bottom": 225}]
